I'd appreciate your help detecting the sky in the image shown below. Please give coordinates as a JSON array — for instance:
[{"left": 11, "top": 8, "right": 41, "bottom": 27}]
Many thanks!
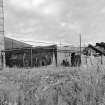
[{"left": 3, "top": 0, "right": 105, "bottom": 46}]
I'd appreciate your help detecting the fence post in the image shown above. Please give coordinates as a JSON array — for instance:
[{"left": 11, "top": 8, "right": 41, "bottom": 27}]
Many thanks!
[
  {"left": 30, "top": 48, "right": 33, "bottom": 67},
  {"left": 101, "top": 55, "right": 103, "bottom": 65},
  {"left": 2, "top": 51, "right": 5, "bottom": 68}
]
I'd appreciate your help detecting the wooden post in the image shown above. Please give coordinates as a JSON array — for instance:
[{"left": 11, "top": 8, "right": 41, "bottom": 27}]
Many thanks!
[
  {"left": 2, "top": 51, "right": 5, "bottom": 68},
  {"left": 80, "top": 33, "right": 82, "bottom": 66},
  {"left": 30, "top": 48, "right": 33, "bottom": 67},
  {"left": 23, "top": 53, "right": 25, "bottom": 67},
  {"left": 86, "top": 56, "right": 87, "bottom": 64},
  {"left": 12, "top": 39, "right": 13, "bottom": 49},
  {"left": 101, "top": 55, "right": 103, "bottom": 65}
]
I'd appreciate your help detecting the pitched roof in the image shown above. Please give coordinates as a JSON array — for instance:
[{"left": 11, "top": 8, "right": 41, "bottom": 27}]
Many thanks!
[{"left": 4, "top": 37, "right": 32, "bottom": 50}]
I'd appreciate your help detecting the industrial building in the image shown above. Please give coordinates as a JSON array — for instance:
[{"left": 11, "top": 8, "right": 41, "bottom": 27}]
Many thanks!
[
  {"left": 0, "top": 37, "right": 82, "bottom": 68},
  {"left": 1, "top": 37, "right": 57, "bottom": 68}
]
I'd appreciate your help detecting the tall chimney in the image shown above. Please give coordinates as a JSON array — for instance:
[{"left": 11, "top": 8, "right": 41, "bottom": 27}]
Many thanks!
[{"left": 0, "top": 0, "right": 4, "bottom": 70}]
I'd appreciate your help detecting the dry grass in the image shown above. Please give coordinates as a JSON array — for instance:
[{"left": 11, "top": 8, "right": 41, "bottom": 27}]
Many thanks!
[{"left": 0, "top": 65, "right": 105, "bottom": 105}]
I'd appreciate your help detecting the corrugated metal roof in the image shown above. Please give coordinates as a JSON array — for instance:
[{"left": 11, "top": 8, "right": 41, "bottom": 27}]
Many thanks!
[{"left": 4, "top": 37, "right": 32, "bottom": 50}]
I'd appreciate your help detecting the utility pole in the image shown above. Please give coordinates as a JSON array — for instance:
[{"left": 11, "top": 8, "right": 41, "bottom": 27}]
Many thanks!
[
  {"left": 80, "top": 33, "right": 82, "bottom": 57},
  {"left": 79, "top": 33, "right": 82, "bottom": 66},
  {"left": 0, "top": 0, "right": 5, "bottom": 70}
]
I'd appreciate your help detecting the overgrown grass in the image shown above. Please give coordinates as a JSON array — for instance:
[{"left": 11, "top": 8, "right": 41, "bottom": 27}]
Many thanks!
[{"left": 0, "top": 65, "right": 105, "bottom": 105}]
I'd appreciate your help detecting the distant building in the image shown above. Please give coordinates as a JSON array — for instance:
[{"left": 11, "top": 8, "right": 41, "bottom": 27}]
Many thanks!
[
  {"left": 57, "top": 45, "right": 82, "bottom": 66},
  {"left": 84, "top": 43, "right": 105, "bottom": 56},
  {"left": 2, "top": 37, "right": 57, "bottom": 68},
  {"left": 83, "top": 42, "right": 105, "bottom": 65},
  {"left": 1, "top": 37, "right": 84, "bottom": 68}
]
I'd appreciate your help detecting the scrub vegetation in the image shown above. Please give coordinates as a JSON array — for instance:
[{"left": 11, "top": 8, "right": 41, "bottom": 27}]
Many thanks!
[{"left": 0, "top": 65, "right": 105, "bottom": 105}]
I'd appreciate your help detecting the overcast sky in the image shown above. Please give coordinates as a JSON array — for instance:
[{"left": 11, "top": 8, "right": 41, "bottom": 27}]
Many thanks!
[{"left": 4, "top": 0, "right": 105, "bottom": 46}]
